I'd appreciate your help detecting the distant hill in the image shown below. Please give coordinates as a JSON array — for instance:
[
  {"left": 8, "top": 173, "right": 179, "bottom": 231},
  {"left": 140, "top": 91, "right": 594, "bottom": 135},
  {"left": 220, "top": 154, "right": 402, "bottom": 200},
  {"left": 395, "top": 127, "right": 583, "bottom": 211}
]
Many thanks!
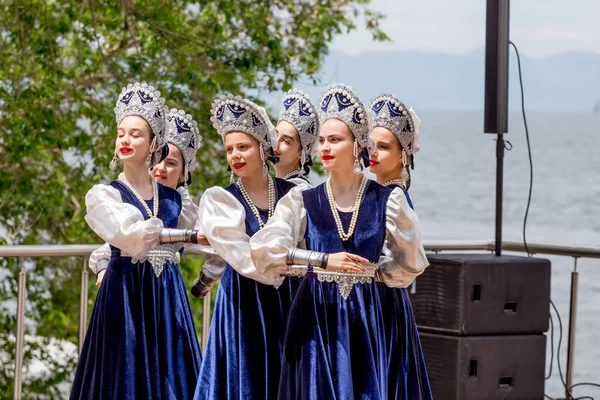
[{"left": 266, "top": 50, "right": 600, "bottom": 112}]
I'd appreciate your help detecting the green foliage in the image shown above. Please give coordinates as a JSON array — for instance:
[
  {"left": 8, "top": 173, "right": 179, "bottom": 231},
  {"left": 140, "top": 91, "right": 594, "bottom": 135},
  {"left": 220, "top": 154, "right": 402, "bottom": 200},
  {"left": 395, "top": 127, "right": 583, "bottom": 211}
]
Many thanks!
[{"left": 0, "top": 0, "right": 386, "bottom": 396}]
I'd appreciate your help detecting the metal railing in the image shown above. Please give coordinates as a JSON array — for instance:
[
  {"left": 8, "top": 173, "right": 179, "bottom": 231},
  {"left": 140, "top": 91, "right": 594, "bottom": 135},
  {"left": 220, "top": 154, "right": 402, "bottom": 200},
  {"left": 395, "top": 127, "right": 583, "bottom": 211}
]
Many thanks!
[{"left": 2, "top": 240, "right": 599, "bottom": 400}]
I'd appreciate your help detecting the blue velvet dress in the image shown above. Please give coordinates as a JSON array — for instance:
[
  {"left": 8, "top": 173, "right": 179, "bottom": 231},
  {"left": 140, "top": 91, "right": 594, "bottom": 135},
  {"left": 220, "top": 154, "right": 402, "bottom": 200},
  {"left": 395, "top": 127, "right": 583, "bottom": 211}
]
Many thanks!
[
  {"left": 278, "top": 181, "right": 391, "bottom": 400},
  {"left": 376, "top": 186, "right": 432, "bottom": 400},
  {"left": 194, "top": 178, "right": 297, "bottom": 400},
  {"left": 70, "top": 181, "right": 202, "bottom": 400}
]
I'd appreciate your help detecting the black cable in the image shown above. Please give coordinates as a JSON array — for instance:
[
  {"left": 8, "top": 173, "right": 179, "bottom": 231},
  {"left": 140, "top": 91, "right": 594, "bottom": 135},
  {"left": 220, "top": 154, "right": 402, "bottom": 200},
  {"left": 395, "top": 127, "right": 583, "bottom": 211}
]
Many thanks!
[
  {"left": 547, "top": 312, "right": 555, "bottom": 380},
  {"left": 510, "top": 39, "right": 599, "bottom": 400},
  {"left": 510, "top": 41, "right": 593, "bottom": 400},
  {"left": 509, "top": 40, "right": 533, "bottom": 258},
  {"left": 546, "top": 395, "right": 595, "bottom": 400},
  {"left": 545, "top": 301, "right": 599, "bottom": 400},
  {"left": 570, "top": 384, "right": 600, "bottom": 400},
  {"left": 571, "top": 384, "right": 600, "bottom": 390}
]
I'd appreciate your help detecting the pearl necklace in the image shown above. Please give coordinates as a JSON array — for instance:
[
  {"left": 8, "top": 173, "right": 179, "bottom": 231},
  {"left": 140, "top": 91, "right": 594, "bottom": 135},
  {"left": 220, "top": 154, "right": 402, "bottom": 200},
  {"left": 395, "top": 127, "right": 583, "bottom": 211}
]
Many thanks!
[
  {"left": 282, "top": 169, "right": 303, "bottom": 180},
  {"left": 118, "top": 172, "right": 159, "bottom": 218},
  {"left": 237, "top": 176, "right": 275, "bottom": 230},
  {"left": 326, "top": 175, "right": 368, "bottom": 242},
  {"left": 383, "top": 179, "right": 405, "bottom": 188}
]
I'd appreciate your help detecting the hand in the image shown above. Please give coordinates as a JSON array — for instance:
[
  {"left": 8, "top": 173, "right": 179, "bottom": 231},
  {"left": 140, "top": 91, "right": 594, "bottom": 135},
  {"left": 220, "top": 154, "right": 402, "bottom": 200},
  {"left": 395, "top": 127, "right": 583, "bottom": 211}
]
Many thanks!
[
  {"left": 96, "top": 270, "right": 106, "bottom": 287},
  {"left": 194, "top": 233, "right": 210, "bottom": 246},
  {"left": 191, "top": 272, "right": 217, "bottom": 298},
  {"left": 325, "top": 252, "right": 369, "bottom": 272}
]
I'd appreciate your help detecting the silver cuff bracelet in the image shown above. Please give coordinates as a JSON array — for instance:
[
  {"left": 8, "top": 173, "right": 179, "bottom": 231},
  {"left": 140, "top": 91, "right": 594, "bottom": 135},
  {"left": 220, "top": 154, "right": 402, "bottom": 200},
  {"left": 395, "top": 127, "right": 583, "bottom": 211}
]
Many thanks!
[
  {"left": 159, "top": 228, "right": 198, "bottom": 244},
  {"left": 286, "top": 248, "right": 328, "bottom": 269}
]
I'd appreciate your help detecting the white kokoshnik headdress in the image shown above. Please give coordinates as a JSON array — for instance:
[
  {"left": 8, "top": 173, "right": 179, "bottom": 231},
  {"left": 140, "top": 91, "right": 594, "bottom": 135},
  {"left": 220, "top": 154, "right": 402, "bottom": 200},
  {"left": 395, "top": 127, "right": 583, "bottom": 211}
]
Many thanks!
[
  {"left": 113, "top": 81, "right": 168, "bottom": 168},
  {"left": 166, "top": 108, "right": 202, "bottom": 185},
  {"left": 277, "top": 89, "right": 319, "bottom": 173}
]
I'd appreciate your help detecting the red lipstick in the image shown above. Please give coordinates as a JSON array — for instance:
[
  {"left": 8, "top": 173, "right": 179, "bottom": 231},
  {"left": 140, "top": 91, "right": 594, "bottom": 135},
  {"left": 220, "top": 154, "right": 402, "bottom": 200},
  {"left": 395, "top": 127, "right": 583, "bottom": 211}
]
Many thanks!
[
  {"left": 233, "top": 162, "right": 246, "bottom": 170},
  {"left": 119, "top": 147, "right": 133, "bottom": 154},
  {"left": 369, "top": 160, "right": 379, "bottom": 166},
  {"left": 321, "top": 155, "right": 335, "bottom": 161}
]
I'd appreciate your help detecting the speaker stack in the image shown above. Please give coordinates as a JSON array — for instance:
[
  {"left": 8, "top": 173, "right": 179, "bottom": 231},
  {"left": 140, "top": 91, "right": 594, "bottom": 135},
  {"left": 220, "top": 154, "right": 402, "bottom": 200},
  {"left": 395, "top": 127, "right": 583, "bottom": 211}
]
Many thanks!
[{"left": 409, "top": 254, "right": 551, "bottom": 400}]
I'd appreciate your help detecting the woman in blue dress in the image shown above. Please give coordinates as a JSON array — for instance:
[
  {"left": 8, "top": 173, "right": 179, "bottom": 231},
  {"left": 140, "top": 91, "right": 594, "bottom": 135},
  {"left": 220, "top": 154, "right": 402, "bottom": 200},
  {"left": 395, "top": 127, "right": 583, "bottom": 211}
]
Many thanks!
[
  {"left": 88, "top": 107, "right": 202, "bottom": 286},
  {"left": 274, "top": 89, "right": 320, "bottom": 189},
  {"left": 70, "top": 82, "right": 202, "bottom": 400},
  {"left": 250, "top": 83, "right": 429, "bottom": 399},
  {"left": 192, "top": 94, "right": 296, "bottom": 399},
  {"left": 368, "top": 94, "right": 432, "bottom": 399}
]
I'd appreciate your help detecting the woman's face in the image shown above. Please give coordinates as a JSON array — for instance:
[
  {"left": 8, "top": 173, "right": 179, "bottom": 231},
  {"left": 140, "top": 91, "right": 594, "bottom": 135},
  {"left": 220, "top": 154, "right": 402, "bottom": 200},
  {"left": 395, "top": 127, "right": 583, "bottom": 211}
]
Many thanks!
[
  {"left": 318, "top": 118, "right": 356, "bottom": 173},
  {"left": 274, "top": 120, "right": 302, "bottom": 170},
  {"left": 151, "top": 143, "right": 185, "bottom": 189},
  {"left": 368, "top": 127, "right": 403, "bottom": 176},
  {"left": 224, "top": 131, "right": 265, "bottom": 179},
  {"left": 116, "top": 116, "right": 153, "bottom": 166}
]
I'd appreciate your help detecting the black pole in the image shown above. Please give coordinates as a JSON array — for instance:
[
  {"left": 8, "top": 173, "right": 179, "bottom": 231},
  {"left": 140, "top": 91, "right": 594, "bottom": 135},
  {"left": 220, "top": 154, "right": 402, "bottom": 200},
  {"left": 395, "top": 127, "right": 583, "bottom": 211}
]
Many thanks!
[
  {"left": 495, "top": 134, "right": 504, "bottom": 255},
  {"left": 484, "top": 0, "right": 510, "bottom": 256}
]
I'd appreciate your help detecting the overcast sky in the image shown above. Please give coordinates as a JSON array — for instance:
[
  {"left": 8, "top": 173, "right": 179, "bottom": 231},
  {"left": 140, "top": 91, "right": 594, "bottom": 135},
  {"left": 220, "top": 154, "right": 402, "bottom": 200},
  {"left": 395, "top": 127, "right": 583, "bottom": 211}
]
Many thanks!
[{"left": 331, "top": 0, "right": 600, "bottom": 58}]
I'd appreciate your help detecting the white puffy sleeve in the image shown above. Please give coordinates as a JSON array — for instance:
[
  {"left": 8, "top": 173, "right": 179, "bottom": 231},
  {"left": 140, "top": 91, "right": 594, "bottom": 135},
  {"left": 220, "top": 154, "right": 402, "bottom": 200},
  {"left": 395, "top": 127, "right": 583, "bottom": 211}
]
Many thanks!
[
  {"left": 88, "top": 243, "right": 111, "bottom": 275},
  {"left": 183, "top": 243, "right": 227, "bottom": 280},
  {"left": 378, "top": 188, "right": 429, "bottom": 288},
  {"left": 250, "top": 186, "right": 307, "bottom": 279},
  {"left": 201, "top": 252, "right": 228, "bottom": 280},
  {"left": 84, "top": 184, "right": 163, "bottom": 260},
  {"left": 198, "top": 186, "right": 277, "bottom": 285},
  {"left": 287, "top": 177, "right": 312, "bottom": 191},
  {"left": 177, "top": 187, "right": 198, "bottom": 229}
]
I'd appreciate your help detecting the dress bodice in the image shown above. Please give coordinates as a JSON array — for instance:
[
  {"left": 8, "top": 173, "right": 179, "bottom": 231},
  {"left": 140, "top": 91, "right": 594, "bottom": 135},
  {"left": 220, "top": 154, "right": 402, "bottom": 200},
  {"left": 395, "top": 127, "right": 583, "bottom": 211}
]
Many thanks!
[
  {"left": 302, "top": 181, "right": 392, "bottom": 263},
  {"left": 224, "top": 178, "right": 296, "bottom": 237}
]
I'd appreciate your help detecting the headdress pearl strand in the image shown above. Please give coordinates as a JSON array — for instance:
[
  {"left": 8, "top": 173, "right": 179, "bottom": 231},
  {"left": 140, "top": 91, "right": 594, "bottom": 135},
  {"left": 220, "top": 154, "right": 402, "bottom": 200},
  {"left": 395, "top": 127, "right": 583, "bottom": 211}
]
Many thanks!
[{"left": 326, "top": 174, "right": 368, "bottom": 242}]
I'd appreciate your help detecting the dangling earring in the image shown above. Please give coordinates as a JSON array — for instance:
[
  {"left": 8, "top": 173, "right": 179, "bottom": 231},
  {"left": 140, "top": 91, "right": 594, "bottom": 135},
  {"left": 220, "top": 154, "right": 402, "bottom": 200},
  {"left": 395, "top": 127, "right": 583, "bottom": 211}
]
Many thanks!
[
  {"left": 401, "top": 166, "right": 410, "bottom": 189},
  {"left": 300, "top": 149, "right": 306, "bottom": 176},
  {"left": 260, "top": 144, "right": 268, "bottom": 176},
  {"left": 109, "top": 148, "right": 118, "bottom": 171},
  {"left": 400, "top": 150, "right": 409, "bottom": 189},
  {"left": 229, "top": 170, "right": 235, "bottom": 184},
  {"left": 260, "top": 144, "right": 266, "bottom": 163},
  {"left": 352, "top": 140, "right": 362, "bottom": 174},
  {"left": 145, "top": 137, "right": 157, "bottom": 168}
]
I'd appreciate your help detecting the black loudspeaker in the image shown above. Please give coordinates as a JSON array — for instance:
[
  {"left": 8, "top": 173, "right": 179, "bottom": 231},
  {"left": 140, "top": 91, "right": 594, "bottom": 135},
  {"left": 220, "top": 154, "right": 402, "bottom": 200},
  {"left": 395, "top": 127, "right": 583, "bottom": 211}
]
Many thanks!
[
  {"left": 484, "top": 0, "right": 510, "bottom": 134},
  {"left": 420, "top": 332, "right": 546, "bottom": 400},
  {"left": 410, "top": 254, "right": 551, "bottom": 335}
]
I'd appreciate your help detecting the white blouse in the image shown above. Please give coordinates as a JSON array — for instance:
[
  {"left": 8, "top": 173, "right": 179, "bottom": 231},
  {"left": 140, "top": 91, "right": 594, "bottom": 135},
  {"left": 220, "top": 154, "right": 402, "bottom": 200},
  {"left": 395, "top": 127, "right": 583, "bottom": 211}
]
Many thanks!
[
  {"left": 197, "top": 186, "right": 281, "bottom": 286},
  {"left": 87, "top": 185, "right": 197, "bottom": 273},
  {"left": 177, "top": 186, "right": 198, "bottom": 230},
  {"left": 85, "top": 184, "right": 163, "bottom": 261}
]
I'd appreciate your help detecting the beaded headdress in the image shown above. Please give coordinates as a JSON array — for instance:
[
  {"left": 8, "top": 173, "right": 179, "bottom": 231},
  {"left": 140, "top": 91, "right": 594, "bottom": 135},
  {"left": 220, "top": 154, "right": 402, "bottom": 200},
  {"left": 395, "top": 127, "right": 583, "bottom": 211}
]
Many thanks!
[
  {"left": 210, "top": 94, "right": 276, "bottom": 153},
  {"left": 318, "top": 83, "right": 371, "bottom": 149},
  {"left": 277, "top": 89, "right": 319, "bottom": 165},
  {"left": 166, "top": 108, "right": 201, "bottom": 183},
  {"left": 370, "top": 93, "right": 421, "bottom": 157},
  {"left": 114, "top": 82, "right": 168, "bottom": 167}
]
